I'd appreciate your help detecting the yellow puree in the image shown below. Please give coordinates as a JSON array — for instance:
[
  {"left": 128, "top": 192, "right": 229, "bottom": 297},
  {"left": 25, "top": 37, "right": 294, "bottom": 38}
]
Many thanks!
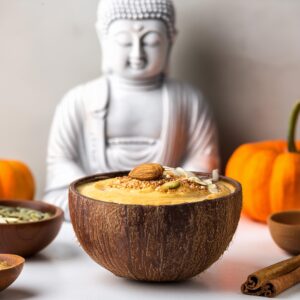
[{"left": 78, "top": 179, "right": 234, "bottom": 206}]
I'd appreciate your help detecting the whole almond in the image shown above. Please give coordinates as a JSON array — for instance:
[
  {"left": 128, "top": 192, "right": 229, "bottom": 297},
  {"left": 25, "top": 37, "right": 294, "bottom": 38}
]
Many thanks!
[{"left": 129, "top": 163, "right": 164, "bottom": 181}]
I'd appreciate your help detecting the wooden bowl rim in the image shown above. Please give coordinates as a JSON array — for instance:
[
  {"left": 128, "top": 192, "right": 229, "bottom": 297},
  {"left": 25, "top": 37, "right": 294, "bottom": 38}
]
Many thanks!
[
  {"left": 268, "top": 210, "right": 300, "bottom": 228},
  {"left": 0, "top": 254, "right": 25, "bottom": 272},
  {"left": 69, "top": 171, "right": 242, "bottom": 208},
  {"left": 0, "top": 199, "right": 64, "bottom": 226}
]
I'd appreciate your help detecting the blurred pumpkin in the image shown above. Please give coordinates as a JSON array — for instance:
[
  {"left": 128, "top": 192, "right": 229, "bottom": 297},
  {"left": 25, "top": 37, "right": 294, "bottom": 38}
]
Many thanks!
[
  {"left": 226, "top": 102, "right": 300, "bottom": 223},
  {"left": 0, "top": 160, "right": 35, "bottom": 200}
]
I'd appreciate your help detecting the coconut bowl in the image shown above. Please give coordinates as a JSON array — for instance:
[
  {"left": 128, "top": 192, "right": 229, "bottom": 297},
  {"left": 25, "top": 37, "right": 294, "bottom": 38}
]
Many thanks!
[
  {"left": 268, "top": 210, "right": 300, "bottom": 255},
  {"left": 69, "top": 171, "right": 242, "bottom": 282},
  {"left": 0, "top": 254, "right": 25, "bottom": 292},
  {"left": 0, "top": 200, "right": 64, "bottom": 257}
]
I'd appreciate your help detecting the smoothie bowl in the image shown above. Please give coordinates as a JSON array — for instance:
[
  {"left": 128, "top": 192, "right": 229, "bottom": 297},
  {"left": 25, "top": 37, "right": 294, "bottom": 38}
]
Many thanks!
[{"left": 69, "top": 164, "right": 242, "bottom": 282}]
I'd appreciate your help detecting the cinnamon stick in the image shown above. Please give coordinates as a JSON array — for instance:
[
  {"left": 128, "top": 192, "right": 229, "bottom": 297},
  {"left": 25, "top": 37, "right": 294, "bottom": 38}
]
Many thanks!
[{"left": 241, "top": 255, "right": 300, "bottom": 297}]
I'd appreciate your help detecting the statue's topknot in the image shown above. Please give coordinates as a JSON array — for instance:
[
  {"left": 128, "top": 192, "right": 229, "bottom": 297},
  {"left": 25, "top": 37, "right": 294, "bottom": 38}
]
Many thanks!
[{"left": 97, "top": 0, "right": 176, "bottom": 41}]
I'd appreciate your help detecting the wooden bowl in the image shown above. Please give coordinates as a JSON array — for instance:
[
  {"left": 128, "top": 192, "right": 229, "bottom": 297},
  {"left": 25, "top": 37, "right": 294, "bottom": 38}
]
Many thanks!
[
  {"left": 268, "top": 210, "right": 300, "bottom": 255},
  {"left": 0, "top": 254, "right": 25, "bottom": 292},
  {"left": 69, "top": 171, "right": 242, "bottom": 282},
  {"left": 0, "top": 200, "right": 64, "bottom": 257}
]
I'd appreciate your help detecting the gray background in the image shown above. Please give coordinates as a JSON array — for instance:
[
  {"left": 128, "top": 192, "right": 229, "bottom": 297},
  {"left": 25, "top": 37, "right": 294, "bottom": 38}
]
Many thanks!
[{"left": 0, "top": 0, "right": 299, "bottom": 198}]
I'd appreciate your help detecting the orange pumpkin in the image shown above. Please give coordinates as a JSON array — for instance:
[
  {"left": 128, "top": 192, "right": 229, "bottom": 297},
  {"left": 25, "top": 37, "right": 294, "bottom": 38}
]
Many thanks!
[
  {"left": 0, "top": 160, "right": 35, "bottom": 200},
  {"left": 226, "top": 102, "right": 300, "bottom": 222}
]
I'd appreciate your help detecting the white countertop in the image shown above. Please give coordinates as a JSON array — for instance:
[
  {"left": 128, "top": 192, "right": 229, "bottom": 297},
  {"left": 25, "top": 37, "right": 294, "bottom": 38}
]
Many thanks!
[{"left": 2, "top": 217, "right": 299, "bottom": 300}]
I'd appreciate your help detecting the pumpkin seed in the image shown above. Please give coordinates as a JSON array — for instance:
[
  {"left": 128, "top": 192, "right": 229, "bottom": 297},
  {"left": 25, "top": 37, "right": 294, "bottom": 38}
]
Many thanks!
[
  {"left": 0, "top": 205, "right": 53, "bottom": 224},
  {"left": 161, "top": 181, "right": 181, "bottom": 191}
]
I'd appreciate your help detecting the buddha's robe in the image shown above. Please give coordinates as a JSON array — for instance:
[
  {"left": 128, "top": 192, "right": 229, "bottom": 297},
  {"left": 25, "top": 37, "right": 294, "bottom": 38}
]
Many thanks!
[{"left": 44, "top": 77, "right": 219, "bottom": 220}]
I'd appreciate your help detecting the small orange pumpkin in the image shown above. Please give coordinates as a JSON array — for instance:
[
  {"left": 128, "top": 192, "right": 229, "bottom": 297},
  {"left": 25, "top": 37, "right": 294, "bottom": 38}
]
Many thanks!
[
  {"left": 0, "top": 160, "right": 35, "bottom": 200},
  {"left": 226, "top": 102, "right": 300, "bottom": 223}
]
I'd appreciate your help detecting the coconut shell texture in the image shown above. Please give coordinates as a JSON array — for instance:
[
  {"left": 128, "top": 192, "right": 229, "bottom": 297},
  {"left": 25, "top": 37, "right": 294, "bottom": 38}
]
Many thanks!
[{"left": 69, "top": 172, "right": 242, "bottom": 282}]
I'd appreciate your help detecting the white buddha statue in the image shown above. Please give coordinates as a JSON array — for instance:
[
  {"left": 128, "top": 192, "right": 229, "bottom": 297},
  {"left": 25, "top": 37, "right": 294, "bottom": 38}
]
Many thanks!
[{"left": 44, "top": 0, "right": 220, "bottom": 219}]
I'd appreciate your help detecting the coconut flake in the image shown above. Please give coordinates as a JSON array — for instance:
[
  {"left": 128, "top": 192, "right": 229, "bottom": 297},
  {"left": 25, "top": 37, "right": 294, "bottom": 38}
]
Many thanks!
[
  {"left": 163, "top": 167, "right": 180, "bottom": 177},
  {"left": 163, "top": 166, "right": 219, "bottom": 189},
  {"left": 208, "top": 184, "right": 219, "bottom": 194},
  {"left": 163, "top": 167, "right": 176, "bottom": 177},
  {"left": 185, "top": 171, "right": 196, "bottom": 178},
  {"left": 187, "top": 177, "right": 211, "bottom": 186},
  {"left": 188, "top": 177, "right": 203, "bottom": 184},
  {"left": 163, "top": 166, "right": 173, "bottom": 171},
  {"left": 202, "top": 179, "right": 213, "bottom": 185},
  {"left": 175, "top": 167, "right": 188, "bottom": 177},
  {"left": 212, "top": 169, "right": 219, "bottom": 182}
]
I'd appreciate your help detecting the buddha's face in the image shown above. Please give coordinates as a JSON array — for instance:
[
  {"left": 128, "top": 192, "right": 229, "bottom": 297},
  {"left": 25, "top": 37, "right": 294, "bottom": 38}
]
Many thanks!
[{"left": 100, "top": 19, "right": 171, "bottom": 80}]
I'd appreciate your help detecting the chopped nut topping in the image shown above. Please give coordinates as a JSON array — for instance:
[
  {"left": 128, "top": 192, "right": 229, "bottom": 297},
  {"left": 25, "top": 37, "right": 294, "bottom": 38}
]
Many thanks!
[{"left": 107, "top": 164, "right": 222, "bottom": 194}]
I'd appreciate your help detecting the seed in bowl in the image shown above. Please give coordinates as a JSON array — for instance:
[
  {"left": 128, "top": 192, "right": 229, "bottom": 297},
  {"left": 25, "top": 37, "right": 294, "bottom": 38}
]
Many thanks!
[{"left": 0, "top": 205, "right": 53, "bottom": 224}]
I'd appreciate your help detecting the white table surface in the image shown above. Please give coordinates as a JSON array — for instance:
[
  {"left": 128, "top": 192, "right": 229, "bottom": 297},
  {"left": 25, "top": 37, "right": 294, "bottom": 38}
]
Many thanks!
[{"left": 1, "top": 217, "right": 299, "bottom": 300}]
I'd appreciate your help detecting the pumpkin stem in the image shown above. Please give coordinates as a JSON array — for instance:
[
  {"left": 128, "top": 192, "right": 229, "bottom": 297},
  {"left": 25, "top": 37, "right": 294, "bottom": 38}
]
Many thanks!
[{"left": 288, "top": 101, "right": 300, "bottom": 153}]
